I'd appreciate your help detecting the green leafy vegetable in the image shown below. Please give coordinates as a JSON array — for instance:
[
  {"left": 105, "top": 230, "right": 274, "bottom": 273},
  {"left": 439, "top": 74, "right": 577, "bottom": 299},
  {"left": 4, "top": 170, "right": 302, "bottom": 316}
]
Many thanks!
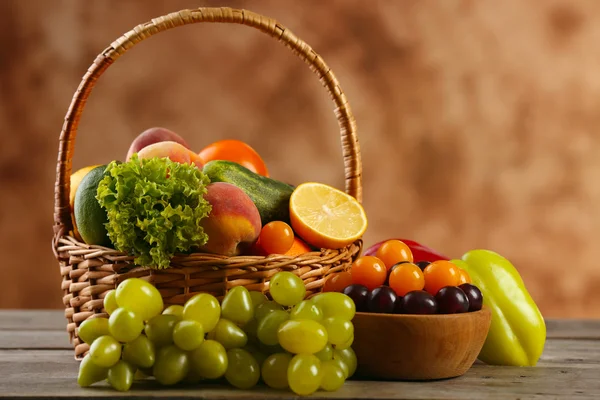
[{"left": 96, "top": 154, "right": 211, "bottom": 269}]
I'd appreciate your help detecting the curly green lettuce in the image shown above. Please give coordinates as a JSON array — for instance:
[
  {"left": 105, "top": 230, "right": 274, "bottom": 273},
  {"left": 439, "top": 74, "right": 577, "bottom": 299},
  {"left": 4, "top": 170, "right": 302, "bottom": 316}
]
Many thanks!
[{"left": 96, "top": 154, "right": 211, "bottom": 269}]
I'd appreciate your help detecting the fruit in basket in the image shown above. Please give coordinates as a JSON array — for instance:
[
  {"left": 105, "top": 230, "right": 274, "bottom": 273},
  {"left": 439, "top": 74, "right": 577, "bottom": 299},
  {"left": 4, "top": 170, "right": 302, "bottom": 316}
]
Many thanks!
[
  {"left": 137, "top": 141, "right": 204, "bottom": 169},
  {"left": 198, "top": 139, "right": 269, "bottom": 177},
  {"left": 256, "top": 221, "right": 294, "bottom": 255},
  {"left": 198, "top": 182, "right": 261, "bottom": 257},
  {"left": 454, "top": 250, "right": 546, "bottom": 367},
  {"left": 323, "top": 270, "right": 353, "bottom": 293},
  {"left": 69, "top": 164, "right": 100, "bottom": 240},
  {"left": 289, "top": 182, "right": 367, "bottom": 249},
  {"left": 73, "top": 164, "right": 111, "bottom": 246},
  {"left": 96, "top": 156, "right": 212, "bottom": 269},
  {"left": 203, "top": 160, "right": 294, "bottom": 225},
  {"left": 126, "top": 127, "right": 190, "bottom": 161},
  {"left": 284, "top": 237, "right": 312, "bottom": 257},
  {"left": 365, "top": 238, "right": 449, "bottom": 263}
]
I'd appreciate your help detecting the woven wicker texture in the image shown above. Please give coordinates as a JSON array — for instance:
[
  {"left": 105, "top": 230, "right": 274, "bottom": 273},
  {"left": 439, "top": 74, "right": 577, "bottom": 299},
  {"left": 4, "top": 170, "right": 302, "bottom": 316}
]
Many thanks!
[{"left": 51, "top": 7, "right": 363, "bottom": 358}]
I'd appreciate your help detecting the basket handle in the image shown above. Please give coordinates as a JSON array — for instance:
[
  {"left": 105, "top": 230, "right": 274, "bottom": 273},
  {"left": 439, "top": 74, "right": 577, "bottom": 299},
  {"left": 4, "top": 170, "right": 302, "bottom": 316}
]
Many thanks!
[{"left": 53, "top": 7, "right": 362, "bottom": 238}]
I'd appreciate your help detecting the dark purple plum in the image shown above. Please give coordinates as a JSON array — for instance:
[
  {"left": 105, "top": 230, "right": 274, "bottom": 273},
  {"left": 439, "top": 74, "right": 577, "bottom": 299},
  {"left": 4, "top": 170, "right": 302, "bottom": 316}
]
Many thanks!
[
  {"left": 342, "top": 284, "right": 369, "bottom": 312},
  {"left": 393, "top": 295, "right": 404, "bottom": 314},
  {"left": 415, "top": 261, "right": 431, "bottom": 271},
  {"left": 367, "top": 286, "right": 397, "bottom": 314},
  {"left": 459, "top": 283, "right": 483, "bottom": 311},
  {"left": 401, "top": 290, "right": 438, "bottom": 314},
  {"left": 435, "top": 286, "right": 469, "bottom": 314}
]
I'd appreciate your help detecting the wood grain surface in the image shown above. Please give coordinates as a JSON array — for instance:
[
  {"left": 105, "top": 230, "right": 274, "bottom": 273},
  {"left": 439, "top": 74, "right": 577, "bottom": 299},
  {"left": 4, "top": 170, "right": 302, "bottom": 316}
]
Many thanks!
[
  {"left": 2, "top": 0, "right": 600, "bottom": 318},
  {"left": 0, "top": 311, "right": 598, "bottom": 399}
]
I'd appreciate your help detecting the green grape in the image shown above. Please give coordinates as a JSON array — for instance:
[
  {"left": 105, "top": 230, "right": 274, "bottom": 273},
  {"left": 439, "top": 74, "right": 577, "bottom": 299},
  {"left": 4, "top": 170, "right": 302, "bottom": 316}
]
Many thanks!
[
  {"left": 103, "top": 290, "right": 118, "bottom": 315},
  {"left": 122, "top": 334, "right": 155, "bottom": 369},
  {"left": 109, "top": 308, "right": 144, "bottom": 343},
  {"left": 255, "top": 301, "right": 283, "bottom": 322},
  {"left": 206, "top": 319, "right": 247, "bottom": 349},
  {"left": 162, "top": 305, "right": 184, "bottom": 319},
  {"left": 153, "top": 345, "right": 190, "bottom": 386},
  {"left": 315, "top": 343, "right": 334, "bottom": 361},
  {"left": 287, "top": 354, "right": 321, "bottom": 396},
  {"left": 173, "top": 320, "right": 205, "bottom": 351},
  {"left": 330, "top": 357, "right": 349, "bottom": 379},
  {"left": 333, "top": 347, "right": 357, "bottom": 378},
  {"left": 221, "top": 286, "right": 254, "bottom": 326},
  {"left": 269, "top": 271, "right": 306, "bottom": 306},
  {"left": 322, "top": 317, "right": 354, "bottom": 347},
  {"left": 261, "top": 352, "right": 292, "bottom": 389},
  {"left": 335, "top": 333, "right": 354, "bottom": 350},
  {"left": 277, "top": 320, "right": 328, "bottom": 354},
  {"left": 182, "top": 293, "right": 220, "bottom": 332},
  {"left": 107, "top": 360, "right": 135, "bottom": 392},
  {"left": 144, "top": 314, "right": 178, "bottom": 348},
  {"left": 249, "top": 291, "right": 268, "bottom": 308},
  {"left": 243, "top": 343, "right": 267, "bottom": 367},
  {"left": 89, "top": 335, "right": 121, "bottom": 368},
  {"left": 190, "top": 339, "right": 228, "bottom": 379},
  {"left": 290, "top": 300, "right": 323, "bottom": 321},
  {"left": 78, "top": 317, "right": 109, "bottom": 345},
  {"left": 311, "top": 292, "right": 355, "bottom": 321},
  {"left": 320, "top": 360, "right": 345, "bottom": 391},
  {"left": 225, "top": 348, "right": 260, "bottom": 390},
  {"left": 242, "top": 318, "right": 259, "bottom": 343},
  {"left": 257, "top": 310, "right": 289, "bottom": 346},
  {"left": 258, "top": 342, "right": 286, "bottom": 355},
  {"left": 77, "top": 354, "right": 108, "bottom": 387},
  {"left": 115, "top": 278, "right": 163, "bottom": 321}
]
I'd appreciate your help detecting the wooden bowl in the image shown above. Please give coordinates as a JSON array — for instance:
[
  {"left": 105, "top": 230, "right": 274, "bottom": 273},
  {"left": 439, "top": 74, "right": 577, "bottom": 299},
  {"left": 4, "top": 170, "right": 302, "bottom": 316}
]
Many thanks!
[{"left": 352, "top": 307, "right": 491, "bottom": 381}]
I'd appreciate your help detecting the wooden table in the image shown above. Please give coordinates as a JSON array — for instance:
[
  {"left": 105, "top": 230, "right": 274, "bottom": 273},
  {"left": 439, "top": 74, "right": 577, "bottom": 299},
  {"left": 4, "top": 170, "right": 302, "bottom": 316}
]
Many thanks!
[{"left": 1, "top": 310, "right": 598, "bottom": 399}]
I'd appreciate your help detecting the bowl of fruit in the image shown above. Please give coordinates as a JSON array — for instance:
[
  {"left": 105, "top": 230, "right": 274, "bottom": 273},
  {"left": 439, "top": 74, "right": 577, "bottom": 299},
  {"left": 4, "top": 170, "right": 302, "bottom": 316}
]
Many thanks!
[{"left": 325, "top": 239, "right": 492, "bottom": 381}]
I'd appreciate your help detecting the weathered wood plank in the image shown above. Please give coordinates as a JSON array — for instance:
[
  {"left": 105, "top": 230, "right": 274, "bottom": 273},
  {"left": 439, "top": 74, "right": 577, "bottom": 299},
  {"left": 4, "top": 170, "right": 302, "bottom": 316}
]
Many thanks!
[
  {"left": 0, "top": 309, "right": 66, "bottom": 331},
  {"left": 545, "top": 319, "right": 600, "bottom": 340},
  {"left": 0, "top": 330, "right": 71, "bottom": 349},
  {"left": 0, "top": 348, "right": 599, "bottom": 399}
]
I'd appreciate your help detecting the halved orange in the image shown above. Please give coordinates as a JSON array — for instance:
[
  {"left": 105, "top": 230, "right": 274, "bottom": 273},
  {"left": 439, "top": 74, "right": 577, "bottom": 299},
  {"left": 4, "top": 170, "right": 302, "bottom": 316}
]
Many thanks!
[{"left": 289, "top": 182, "right": 368, "bottom": 249}]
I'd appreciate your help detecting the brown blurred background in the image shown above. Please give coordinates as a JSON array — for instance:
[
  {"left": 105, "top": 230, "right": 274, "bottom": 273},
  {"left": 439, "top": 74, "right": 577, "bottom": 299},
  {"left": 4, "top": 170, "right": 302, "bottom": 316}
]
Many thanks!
[{"left": 1, "top": 0, "right": 599, "bottom": 318}]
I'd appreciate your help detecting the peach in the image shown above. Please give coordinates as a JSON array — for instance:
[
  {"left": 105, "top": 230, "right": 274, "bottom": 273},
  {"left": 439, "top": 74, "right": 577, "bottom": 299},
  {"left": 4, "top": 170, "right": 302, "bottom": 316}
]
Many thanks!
[
  {"left": 126, "top": 127, "right": 190, "bottom": 161},
  {"left": 137, "top": 141, "right": 204, "bottom": 169},
  {"left": 199, "top": 182, "right": 262, "bottom": 256}
]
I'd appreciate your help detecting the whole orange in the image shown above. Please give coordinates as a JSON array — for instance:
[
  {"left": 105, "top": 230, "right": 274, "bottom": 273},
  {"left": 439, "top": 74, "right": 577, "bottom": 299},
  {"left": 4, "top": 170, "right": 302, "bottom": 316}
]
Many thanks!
[{"left": 198, "top": 139, "right": 269, "bottom": 176}]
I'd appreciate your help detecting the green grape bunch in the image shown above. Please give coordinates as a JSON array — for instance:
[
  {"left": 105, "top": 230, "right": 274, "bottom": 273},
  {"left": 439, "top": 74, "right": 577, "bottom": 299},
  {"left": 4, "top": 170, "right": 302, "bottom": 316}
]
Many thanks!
[{"left": 76, "top": 272, "right": 358, "bottom": 396}]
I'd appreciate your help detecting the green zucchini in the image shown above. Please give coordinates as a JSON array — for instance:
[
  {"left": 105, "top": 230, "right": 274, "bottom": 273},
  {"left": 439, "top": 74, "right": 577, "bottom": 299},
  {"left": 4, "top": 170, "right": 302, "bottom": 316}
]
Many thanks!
[{"left": 202, "top": 160, "right": 295, "bottom": 225}]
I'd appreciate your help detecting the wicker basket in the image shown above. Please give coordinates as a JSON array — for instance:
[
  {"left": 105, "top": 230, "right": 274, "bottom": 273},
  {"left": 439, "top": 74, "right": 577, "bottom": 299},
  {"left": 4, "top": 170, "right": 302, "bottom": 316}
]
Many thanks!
[{"left": 52, "top": 7, "right": 363, "bottom": 359}]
